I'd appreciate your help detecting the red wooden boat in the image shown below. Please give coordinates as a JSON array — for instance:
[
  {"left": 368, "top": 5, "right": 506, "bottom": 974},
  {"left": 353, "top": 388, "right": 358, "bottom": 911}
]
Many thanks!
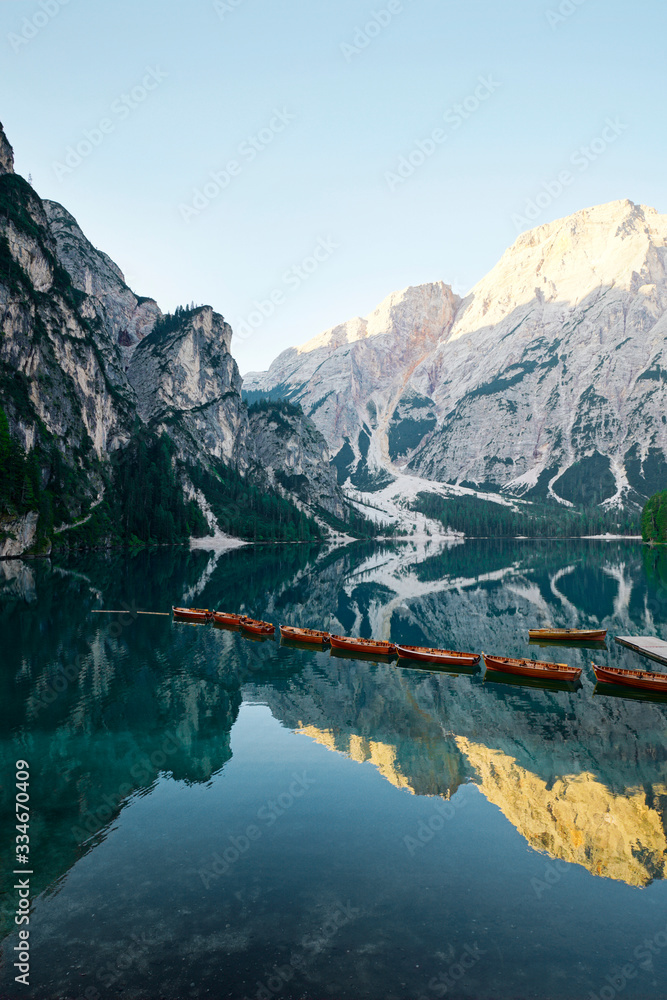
[
  {"left": 279, "top": 625, "right": 330, "bottom": 645},
  {"left": 173, "top": 607, "right": 211, "bottom": 623},
  {"left": 329, "top": 635, "right": 396, "bottom": 656},
  {"left": 240, "top": 617, "right": 275, "bottom": 636},
  {"left": 396, "top": 644, "right": 480, "bottom": 667},
  {"left": 213, "top": 610, "right": 244, "bottom": 627},
  {"left": 592, "top": 663, "right": 667, "bottom": 692},
  {"left": 483, "top": 653, "right": 581, "bottom": 683},
  {"left": 529, "top": 627, "right": 607, "bottom": 641}
]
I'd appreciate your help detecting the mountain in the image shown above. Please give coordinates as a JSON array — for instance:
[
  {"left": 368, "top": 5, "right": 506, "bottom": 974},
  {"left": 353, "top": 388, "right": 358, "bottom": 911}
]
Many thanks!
[
  {"left": 0, "top": 121, "right": 346, "bottom": 556},
  {"left": 244, "top": 282, "right": 460, "bottom": 492},
  {"left": 244, "top": 200, "right": 667, "bottom": 510},
  {"left": 247, "top": 400, "right": 345, "bottom": 519}
]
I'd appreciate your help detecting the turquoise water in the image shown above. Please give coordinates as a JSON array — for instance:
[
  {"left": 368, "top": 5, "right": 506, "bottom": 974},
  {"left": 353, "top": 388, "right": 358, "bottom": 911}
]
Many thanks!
[{"left": 1, "top": 539, "right": 667, "bottom": 999}]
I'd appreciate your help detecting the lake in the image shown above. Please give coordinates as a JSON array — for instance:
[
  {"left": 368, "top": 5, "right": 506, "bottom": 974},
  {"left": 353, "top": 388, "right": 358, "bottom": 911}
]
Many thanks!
[{"left": 1, "top": 538, "right": 667, "bottom": 999}]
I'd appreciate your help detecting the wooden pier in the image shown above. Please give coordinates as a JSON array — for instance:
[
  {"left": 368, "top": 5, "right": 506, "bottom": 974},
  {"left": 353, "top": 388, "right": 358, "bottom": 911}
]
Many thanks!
[{"left": 615, "top": 636, "right": 667, "bottom": 667}]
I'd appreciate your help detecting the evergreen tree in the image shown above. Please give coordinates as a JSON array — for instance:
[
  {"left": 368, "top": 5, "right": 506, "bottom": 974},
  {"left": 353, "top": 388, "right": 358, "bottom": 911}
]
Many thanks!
[{"left": 642, "top": 490, "right": 667, "bottom": 543}]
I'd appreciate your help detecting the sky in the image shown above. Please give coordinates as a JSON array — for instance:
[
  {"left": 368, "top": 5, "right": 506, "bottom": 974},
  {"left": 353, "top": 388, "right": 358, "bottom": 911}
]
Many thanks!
[{"left": 1, "top": 0, "right": 665, "bottom": 373}]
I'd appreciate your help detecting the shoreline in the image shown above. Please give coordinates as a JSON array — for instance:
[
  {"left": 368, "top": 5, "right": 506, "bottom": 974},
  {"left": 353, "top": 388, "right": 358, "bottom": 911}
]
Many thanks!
[
  {"left": 189, "top": 532, "right": 248, "bottom": 553},
  {"left": 0, "top": 532, "right": 655, "bottom": 562}
]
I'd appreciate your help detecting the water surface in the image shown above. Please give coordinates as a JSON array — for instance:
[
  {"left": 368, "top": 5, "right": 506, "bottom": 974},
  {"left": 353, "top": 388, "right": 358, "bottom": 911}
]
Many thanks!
[{"left": 1, "top": 538, "right": 667, "bottom": 999}]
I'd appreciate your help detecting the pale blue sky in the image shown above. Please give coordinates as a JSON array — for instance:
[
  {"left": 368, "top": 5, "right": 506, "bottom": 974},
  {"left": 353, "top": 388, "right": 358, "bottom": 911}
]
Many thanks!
[{"left": 1, "top": 0, "right": 663, "bottom": 371}]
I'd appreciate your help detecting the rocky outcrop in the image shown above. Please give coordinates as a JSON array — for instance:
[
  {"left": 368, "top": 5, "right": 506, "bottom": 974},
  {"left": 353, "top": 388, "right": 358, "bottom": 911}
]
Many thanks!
[
  {"left": 0, "top": 512, "right": 39, "bottom": 558},
  {"left": 0, "top": 142, "right": 136, "bottom": 474},
  {"left": 43, "top": 200, "right": 161, "bottom": 350},
  {"left": 245, "top": 200, "right": 667, "bottom": 508},
  {"left": 128, "top": 306, "right": 250, "bottom": 470},
  {"left": 248, "top": 402, "right": 345, "bottom": 518},
  {"left": 0, "top": 120, "right": 13, "bottom": 174}
]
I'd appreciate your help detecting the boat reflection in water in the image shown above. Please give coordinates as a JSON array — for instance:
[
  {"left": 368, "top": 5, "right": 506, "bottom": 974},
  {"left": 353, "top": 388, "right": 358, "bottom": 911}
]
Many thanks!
[
  {"left": 592, "top": 683, "right": 667, "bottom": 705},
  {"left": 483, "top": 671, "right": 581, "bottom": 693},
  {"left": 529, "top": 637, "right": 608, "bottom": 652},
  {"left": 329, "top": 645, "right": 396, "bottom": 664}
]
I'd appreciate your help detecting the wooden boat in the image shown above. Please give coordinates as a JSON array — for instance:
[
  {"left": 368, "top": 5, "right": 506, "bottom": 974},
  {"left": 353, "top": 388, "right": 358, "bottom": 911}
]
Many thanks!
[
  {"left": 329, "top": 635, "right": 396, "bottom": 656},
  {"left": 482, "top": 653, "right": 581, "bottom": 683},
  {"left": 529, "top": 628, "right": 607, "bottom": 641},
  {"left": 279, "top": 625, "right": 330, "bottom": 645},
  {"left": 213, "top": 610, "right": 244, "bottom": 627},
  {"left": 592, "top": 663, "right": 667, "bottom": 693},
  {"left": 240, "top": 617, "right": 275, "bottom": 636},
  {"left": 396, "top": 644, "right": 480, "bottom": 667},
  {"left": 172, "top": 607, "right": 211, "bottom": 623}
]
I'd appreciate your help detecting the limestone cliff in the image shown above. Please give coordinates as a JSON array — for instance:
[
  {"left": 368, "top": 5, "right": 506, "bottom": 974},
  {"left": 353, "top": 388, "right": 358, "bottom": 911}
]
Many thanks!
[
  {"left": 127, "top": 306, "right": 250, "bottom": 470},
  {"left": 248, "top": 401, "right": 345, "bottom": 518},
  {"left": 0, "top": 150, "right": 136, "bottom": 481},
  {"left": 409, "top": 200, "right": 667, "bottom": 506},
  {"left": 0, "top": 120, "right": 14, "bottom": 175},
  {"left": 44, "top": 199, "right": 161, "bottom": 350},
  {"left": 0, "top": 512, "right": 39, "bottom": 559}
]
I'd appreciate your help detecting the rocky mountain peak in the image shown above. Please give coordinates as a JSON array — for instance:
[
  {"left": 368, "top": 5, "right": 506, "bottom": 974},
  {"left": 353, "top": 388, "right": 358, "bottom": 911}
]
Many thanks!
[
  {"left": 294, "top": 281, "right": 458, "bottom": 357},
  {"left": 0, "top": 121, "right": 14, "bottom": 175},
  {"left": 248, "top": 402, "right": 345, "bottom": 519},
  {"left": 448, "top": 199, "right": 667, "bottom": 346},
  {"left": 43, "top": 198, "right": 162, "bottom": 349},
  {"left": 126, "top": 303, "right": 248, "bottom": 469},
  {"left": 184, "top": 304, "right": 233, "bottom": 354}
]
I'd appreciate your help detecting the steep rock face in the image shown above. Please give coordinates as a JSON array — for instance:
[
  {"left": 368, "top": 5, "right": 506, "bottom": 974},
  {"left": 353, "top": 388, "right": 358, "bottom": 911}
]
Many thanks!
[
  {"left": 0, "top": 152, "right": 136, "bottom": 475},
  {"left": 243, "top": 282, "right": 460, "bottom": 489},
  {"left": 127, "top": 306, "right": 250, "bottom": 470},
  {"left": 0, "top": 121, "right": 13, "bottom": 175},
  {"left": 248, "top": 403, "right": 345, "bottom": 518},
  {"left": 247, "top": 201, "right": 667, "bottom": 507},
  {"left": 409, "top": 200, "right": 667, "bottom": 505},
  {"left": 0, "top": 513, "right": 39, "bottom": 558},
  {"left": 44, "top": 201, "right": 161, "bottom": 349}
]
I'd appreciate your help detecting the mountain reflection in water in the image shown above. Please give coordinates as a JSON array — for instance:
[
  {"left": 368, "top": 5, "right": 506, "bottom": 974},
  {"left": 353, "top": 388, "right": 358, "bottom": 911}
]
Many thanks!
[{"left": 1, "top": 538, "right": 667, "bottom": 999}]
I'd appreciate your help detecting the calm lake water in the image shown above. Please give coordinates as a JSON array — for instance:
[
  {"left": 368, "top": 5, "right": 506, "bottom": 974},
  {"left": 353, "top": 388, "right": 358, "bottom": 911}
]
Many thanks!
[{"left": 2, "top": 538, "right": 667, "bottom": 999}]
